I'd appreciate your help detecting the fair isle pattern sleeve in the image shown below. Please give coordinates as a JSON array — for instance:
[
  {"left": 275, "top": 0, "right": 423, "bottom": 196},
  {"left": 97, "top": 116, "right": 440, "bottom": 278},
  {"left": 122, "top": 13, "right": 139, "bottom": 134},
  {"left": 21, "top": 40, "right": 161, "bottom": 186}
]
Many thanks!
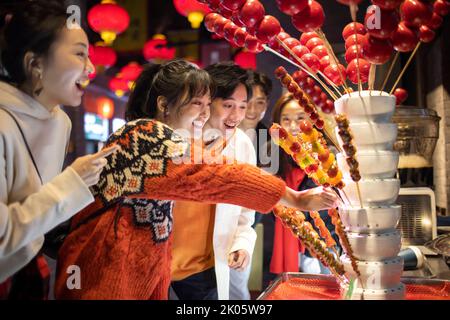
[
  {"left": 92, "top": 119, "right": 189, "bottom": 204},
  {"left": 93, "top": 119, "right": 286, "bottom": 213}
]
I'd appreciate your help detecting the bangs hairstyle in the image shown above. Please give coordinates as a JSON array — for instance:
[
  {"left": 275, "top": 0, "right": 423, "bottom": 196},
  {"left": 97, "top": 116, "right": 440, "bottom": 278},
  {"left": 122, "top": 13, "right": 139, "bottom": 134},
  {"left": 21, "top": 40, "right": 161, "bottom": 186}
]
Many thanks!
[{"left": 125, "top": 59, "right": 215, "bottom": 121}]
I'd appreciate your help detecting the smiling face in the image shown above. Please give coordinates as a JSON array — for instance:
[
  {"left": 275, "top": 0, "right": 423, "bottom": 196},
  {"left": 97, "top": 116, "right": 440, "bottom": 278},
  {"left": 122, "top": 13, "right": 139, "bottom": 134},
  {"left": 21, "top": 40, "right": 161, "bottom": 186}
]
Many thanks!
[
  {"left": 37, "top": 26, "right": 94, "bottom": 108},
  {"left": 204, "top": 83, "right": 248, "bottom": 137},
  {"left": 167, "top": 93, "right": 211, "bottom": 138},
  {"left": 280, "top": 100, "right": 308, "bottom": 136},
  {"left": 240, "top": 85, "right": 268, "bottom": 130}
]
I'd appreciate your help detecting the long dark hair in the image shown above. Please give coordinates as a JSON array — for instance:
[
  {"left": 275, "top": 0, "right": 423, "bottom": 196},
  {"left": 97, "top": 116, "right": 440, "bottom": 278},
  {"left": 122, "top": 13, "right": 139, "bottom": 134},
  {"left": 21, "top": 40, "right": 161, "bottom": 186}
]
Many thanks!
[
  {"left": 0, "top": 0, "right": 68, "bottom": 85},
  {"left": 272, "top": 92, "right": 298, "bottom": 179},
  {"left": 125, "top": 59, "right": 214, "bottom": 121}
]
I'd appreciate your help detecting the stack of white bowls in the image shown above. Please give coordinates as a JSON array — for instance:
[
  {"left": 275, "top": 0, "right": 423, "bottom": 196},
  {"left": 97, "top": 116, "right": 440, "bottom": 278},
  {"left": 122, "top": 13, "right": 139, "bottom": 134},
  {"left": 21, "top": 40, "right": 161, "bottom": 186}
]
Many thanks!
[{"left": 334, "top": 91, "right": 404, "bottom": 300}]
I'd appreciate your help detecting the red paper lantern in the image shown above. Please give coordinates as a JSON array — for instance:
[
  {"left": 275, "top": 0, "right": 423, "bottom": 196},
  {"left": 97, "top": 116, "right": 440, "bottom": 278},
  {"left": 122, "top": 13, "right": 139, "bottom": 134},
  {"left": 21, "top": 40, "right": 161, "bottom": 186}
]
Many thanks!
[
  {"left": 234, "top": 50, "right": 257, "bottom": 70},
  {"left": 143, "top": 34, "right": 176, "bottom": 61},
  {"left": 89, "top": 44, "right": 117, "bottom": 69},
  {"left": 109, "top": 75, "right": 129, "bottom": 97},
  {"left": 97, "top": 96, "right": 115, "bottom": 119},
  {"left": 88, "top": 0, "right": 130, "bottom": 45},
  {"left": 173, "top": 0, "right": 211, "bottom": 29},
  {"left": 120, "top": 62, "right": 143, "bottom": 90}
]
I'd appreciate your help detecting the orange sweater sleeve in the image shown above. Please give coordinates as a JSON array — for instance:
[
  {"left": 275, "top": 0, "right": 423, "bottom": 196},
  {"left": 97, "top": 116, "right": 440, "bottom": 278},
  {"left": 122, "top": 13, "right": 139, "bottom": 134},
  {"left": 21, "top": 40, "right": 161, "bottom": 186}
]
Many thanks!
[{"left": 93, "top": 119, "right": 285, "bottom": 213}]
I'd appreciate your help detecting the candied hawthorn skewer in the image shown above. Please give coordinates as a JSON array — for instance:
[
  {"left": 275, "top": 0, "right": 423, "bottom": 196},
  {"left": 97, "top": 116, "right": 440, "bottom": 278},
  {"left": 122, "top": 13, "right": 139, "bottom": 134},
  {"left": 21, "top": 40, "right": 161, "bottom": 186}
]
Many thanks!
[{"left": 273, "top": 205, "right": 347, "bottom": 282}]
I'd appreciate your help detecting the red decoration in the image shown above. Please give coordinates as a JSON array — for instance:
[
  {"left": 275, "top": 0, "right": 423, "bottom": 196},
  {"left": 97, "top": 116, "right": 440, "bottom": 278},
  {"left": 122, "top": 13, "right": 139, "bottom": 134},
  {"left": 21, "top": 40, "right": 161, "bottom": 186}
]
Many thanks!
[
  {"left": 89, "top": 44, "right": 117, "bottom": 68},
  {"left": 88, "top": 0, "right": 130, "bottom": 45},
  {"left": 173, "top": 0, "right": 211, "bottom": 29},
  {"left": 234, "top": 50, "right": 257, "bottom": 69},
  {"left": 204, "top": 13, "right": 221, "bottom": 31},
  {"left": 97, "top": 96, "right": 115, "bottom": 119},
  {"left": 109, "top": 75, "right": 129, "bottom": 97},
  {"left": 143, "top": 35, "right": 176, "bottom": 61},
  {"left": 292, "top": 0, "right": 325, "bottom": 33}
]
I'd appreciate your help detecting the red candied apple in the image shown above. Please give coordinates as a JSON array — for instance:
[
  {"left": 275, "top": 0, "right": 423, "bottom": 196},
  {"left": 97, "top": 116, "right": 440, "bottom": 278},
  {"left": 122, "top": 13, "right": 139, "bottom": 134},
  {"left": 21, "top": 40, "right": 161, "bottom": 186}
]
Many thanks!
[
  {"left": 365, "top": 5, "right": 399, "bottom": 39},
  {"left": 371, "top": 0, "right": 403, "bottom": 10},
  {"left": 324, "top": 64, "right": 347, "bottom": 86},
  {"left": 276, "top": 0, "right": 309, "bottom": 16},
  {"left": 239, "top": 0, "right": 265, "bottom": 28},
  {"left": 256, "top": 15, "right": 281, "bottom": 43},
  {"left": 233, "top": 28, "right": 248, "bottom": 47},
  {"left": 361, "top": 34, "right": 393, "bottom": 65},
  {"left": 400, "top": 0, "right": 433, "bottom": 28},
  {"left": 305, "top": 37, "right": 325, "bottom": 51},
  {"left": 301, "top": 53, "right": 321, "bottom": 73},
  {"left": 321, "top": 99, "right": 335, "bottom": 114},
  {"left": 312, "top": 45, "right": 329, "bottom": 59},
  {"left": 346, "top": 58, "right": 371, "bottom": 83},
  {"left": 244, "top": 34, "right": 264, "bottom": 53},
  {"left": 269, "top": 31, "right": 290, "bottom": 51},
  {"left": 292, "top": 44, "right": 310, "bottom": 60},
  {"left": 391, "top": 22, "right": 419, "bottom": 52},
  {"left": 426, "top": 13, "right": 443, "bottom": 30},
  {"left": 299, "top": 119, "right": 313, "bottom": 134},
  {"left": 204, "top": 13, "right": 221, "bottom": 32},
  {"left": 320, "top": 55, "right": 331, "bottom": 70},
  {"left": 221, "top": 0, "right": 246, "bottom": 11},
  {"left": 342, "top": 22, "right": 366, "bottom": 40},
  {"left": 393, "top": 87, "right": 408, "bottom": 105},
  {"left": 300, "top": 31, "right": 319, "bottom": 45},
  {"left": 434, "top": 0, "right": 449, "bottom": 17},
  {"left": 345, "top": 44, "right": 362, "bottom": 63},
  {"left": 419, "top": 25, "right": 435, "bottom": 43},
  {"left": 345, "top": 33, "right": 364, "bottom": 50},
  {"left": 292, "top": 0, "right": 325, "bottom": 33}
]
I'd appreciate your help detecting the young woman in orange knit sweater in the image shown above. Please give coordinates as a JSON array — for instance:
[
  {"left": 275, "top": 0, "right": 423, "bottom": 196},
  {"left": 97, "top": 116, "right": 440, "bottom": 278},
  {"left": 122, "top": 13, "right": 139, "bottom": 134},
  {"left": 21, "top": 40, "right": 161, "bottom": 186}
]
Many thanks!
[{"left": 54, "top": 60, "right": 338, "bottom": 300}]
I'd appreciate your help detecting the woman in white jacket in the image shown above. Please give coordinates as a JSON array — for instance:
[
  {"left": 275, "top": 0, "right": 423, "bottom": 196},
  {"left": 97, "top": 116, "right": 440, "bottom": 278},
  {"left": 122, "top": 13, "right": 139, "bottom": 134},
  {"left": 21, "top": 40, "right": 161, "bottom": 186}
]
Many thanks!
[{"left": 0, "top": 0, "right": 117, "bottom": 297}]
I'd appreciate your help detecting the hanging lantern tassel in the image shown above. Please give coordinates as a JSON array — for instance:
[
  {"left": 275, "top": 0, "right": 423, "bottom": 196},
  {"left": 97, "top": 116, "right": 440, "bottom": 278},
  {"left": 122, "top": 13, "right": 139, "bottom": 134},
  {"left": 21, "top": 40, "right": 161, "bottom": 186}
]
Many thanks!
[{"left": 173, "top": 0, "right": 211, "bottom": 29}]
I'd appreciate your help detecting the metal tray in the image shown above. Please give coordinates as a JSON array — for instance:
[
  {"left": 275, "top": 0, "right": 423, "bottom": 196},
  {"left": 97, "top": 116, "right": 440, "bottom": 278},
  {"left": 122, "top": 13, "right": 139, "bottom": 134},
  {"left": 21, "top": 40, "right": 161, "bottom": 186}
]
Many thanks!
[{"left": 257, "top": 273, "right": 450, "bottom": 300}]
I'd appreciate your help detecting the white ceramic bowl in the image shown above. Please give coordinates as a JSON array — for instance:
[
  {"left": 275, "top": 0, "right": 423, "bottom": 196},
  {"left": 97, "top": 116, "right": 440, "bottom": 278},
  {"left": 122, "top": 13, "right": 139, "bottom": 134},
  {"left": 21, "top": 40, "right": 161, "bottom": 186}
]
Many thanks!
[
  {"left": 336, "top": 122, "right": 398, "bottom": 152},
  {"left": 337, "top": 151, "right": 399, "bottom": 179},
  {"left": 343, "top": 284, "right": 406, "bottom": 300},
  {"left": 341, "top": 178, "right": 400, "bottom": 206},
  {"left": 339, "top": 205, "right": 402, "bottom": 233},
  {"left": 347, "top": 230, "right": 402, "bottom": 261},
  {"left": 341, "top": 255, "right": 404, "bottom": 290},
  {"left": 334, "top": 91, "right": 396, "bottom": 123}
]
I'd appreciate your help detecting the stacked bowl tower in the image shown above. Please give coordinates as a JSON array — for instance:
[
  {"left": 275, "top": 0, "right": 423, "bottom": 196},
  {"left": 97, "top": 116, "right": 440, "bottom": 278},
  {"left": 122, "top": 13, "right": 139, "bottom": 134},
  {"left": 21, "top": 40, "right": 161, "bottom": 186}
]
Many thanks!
[{"left": 335, "top": 91, "right": 404, "bottom": 300}]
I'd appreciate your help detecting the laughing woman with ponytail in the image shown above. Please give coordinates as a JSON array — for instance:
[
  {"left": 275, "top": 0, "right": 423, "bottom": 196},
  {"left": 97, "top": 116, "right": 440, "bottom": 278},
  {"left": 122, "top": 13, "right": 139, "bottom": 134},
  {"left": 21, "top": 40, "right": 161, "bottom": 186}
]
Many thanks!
[{"left": 0, "top": 0, "right": 118, "bottom": 299}]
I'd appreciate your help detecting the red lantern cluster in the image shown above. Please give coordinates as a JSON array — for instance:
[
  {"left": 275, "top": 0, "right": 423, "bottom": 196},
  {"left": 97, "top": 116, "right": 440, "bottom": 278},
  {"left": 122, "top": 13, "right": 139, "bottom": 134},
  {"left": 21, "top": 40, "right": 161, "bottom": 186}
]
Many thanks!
[
  {"left": 109, "top": 74, "right": 129, "bottom": 98},
  {"left": 173, "top": 0, "right": 211, "bottom": 29},
  {"left": 143, "top": 35, "right": 176, "bottom": 61},
  {"left": 88, "top": 0, "right": 130, "bottom": 46}
]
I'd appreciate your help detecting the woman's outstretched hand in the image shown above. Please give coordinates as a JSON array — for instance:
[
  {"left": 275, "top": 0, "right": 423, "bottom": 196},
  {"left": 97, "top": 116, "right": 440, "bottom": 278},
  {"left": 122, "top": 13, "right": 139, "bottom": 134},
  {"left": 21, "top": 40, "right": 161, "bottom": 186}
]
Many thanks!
[
  {"left": 280, "top": 186, "right": 341, "bottom": 212},
  {"left": 69, "top": 145, "right": 120, "bottom": 187}
]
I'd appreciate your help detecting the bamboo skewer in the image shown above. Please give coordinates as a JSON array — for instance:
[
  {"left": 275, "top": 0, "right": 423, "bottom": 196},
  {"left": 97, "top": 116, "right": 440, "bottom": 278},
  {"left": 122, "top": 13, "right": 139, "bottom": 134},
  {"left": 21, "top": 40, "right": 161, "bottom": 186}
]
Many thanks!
[
  {"left": 316, "top": 29, "right": 352, "bottom": 94},
  {"left": 368, "top": 64, "right": 376, "bottom": 95},
  {"left": 275, "top": 38, "right": 340, "bottom": 101},
  {"left": 379, "top": 51, "right": 399, "bottom": 94},
  {"left": 355, "top": 182, "right": 364, "bottom": 209},
  {"left": 390, "top": 42, "right": 421, "bottom": 95}
]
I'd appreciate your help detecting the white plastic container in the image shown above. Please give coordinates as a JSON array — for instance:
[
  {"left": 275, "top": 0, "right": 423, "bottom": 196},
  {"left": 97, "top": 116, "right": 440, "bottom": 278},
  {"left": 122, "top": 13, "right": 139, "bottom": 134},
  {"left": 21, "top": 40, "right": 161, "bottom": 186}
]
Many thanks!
[{"left": 334, "top": 91, "right": 396, "bottom": 123}]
